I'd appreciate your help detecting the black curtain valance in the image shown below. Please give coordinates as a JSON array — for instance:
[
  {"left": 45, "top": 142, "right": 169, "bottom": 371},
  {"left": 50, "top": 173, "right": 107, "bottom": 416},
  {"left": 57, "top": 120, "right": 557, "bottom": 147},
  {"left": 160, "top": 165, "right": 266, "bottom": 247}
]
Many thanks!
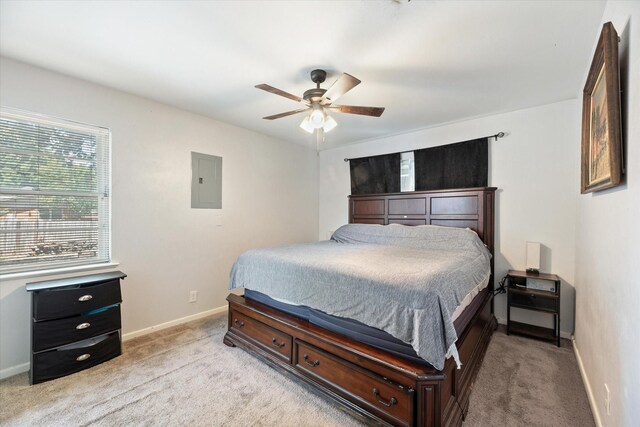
[
  {"left": 414, "top": 137, "right": 488, "bottom": 191},
  {"left": 350, "top": 152, "right": 400, "bottom": 195}
]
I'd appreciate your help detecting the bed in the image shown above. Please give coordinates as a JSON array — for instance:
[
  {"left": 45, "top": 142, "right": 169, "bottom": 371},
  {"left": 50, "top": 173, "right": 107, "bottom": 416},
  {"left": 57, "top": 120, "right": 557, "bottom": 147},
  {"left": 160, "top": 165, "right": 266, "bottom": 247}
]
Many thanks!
[{"left": 224, "top": 187, "right": 497, "bottom": 427}]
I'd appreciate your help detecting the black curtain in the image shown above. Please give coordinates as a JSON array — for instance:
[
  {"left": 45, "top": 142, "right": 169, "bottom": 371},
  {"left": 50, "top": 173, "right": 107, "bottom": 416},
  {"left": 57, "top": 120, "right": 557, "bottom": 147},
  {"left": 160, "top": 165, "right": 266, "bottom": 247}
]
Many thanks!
[
  {"left": 414, "top": 138, "right": 488, "bottom": 191},
  {"left": 350, "top": 153, "right": 401, "bottom": 195}
]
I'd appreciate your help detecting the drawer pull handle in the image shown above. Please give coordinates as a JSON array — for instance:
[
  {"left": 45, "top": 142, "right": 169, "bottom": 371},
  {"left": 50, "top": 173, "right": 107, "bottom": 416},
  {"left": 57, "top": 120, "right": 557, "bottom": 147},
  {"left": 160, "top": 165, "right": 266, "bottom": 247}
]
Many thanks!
[
  {"left": 76, "top": 353, "right": 91, "bottom": 362},
  {"left": 303, "top": 354, "right": 320, "bottom": 368},
  {"left": 271, "top": 338, "right": 285, "bottom": 348},
  {"left": 76, "top": 322, "right": 91, "bottom": 330},
  {"left": 233, "top": 319, "right": 245, "bottom": 328},
  {"left": 373, "top": 388, "right": 398, "bottom": 407},
  {"left": 78, "top": 295, "right": 93, "bottom": 302}
]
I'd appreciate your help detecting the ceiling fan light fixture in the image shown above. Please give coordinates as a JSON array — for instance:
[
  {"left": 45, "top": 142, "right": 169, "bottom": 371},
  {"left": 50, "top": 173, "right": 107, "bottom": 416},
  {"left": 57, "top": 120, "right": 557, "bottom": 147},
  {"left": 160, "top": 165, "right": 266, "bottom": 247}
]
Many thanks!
[
  {"left": 299, "top": 116, "right": 314, "bottom": 133},
  {"left": 257, "top": 69, "right": 384, "bottom": 138},
  {"left": 309, "top": 104, "right": 325, "bottom": 128},
  {"left": 323, "top": 115, "right": 337, "bottom": 132}
]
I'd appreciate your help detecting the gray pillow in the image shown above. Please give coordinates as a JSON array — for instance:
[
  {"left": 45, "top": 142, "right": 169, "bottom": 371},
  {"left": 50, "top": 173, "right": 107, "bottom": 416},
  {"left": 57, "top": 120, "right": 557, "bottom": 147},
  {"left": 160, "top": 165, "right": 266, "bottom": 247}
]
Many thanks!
[{"left": 331, "top": 223, "right": 489, "bottom": 254}]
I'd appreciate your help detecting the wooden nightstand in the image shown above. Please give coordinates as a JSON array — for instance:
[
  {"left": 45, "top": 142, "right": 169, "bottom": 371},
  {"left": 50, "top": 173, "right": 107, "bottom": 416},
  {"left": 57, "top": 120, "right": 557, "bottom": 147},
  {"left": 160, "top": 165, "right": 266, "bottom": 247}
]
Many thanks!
[{"left": 506, "top": 270, "right": 561, "bottom": 347}]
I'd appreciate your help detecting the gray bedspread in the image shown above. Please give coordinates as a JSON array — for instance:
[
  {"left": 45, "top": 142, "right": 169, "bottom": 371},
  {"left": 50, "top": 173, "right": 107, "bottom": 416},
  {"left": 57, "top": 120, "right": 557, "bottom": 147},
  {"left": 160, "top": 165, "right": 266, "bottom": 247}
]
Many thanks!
[{"left": 229, "top": 224, "right": 491, "bottom": 370}]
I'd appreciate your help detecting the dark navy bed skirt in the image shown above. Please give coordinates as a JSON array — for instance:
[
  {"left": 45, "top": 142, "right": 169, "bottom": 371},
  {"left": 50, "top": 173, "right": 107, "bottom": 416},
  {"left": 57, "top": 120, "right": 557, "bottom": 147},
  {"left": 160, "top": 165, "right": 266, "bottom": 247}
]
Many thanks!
[{"left": 244, "top": 289, "right": 427, "bottom": 364}]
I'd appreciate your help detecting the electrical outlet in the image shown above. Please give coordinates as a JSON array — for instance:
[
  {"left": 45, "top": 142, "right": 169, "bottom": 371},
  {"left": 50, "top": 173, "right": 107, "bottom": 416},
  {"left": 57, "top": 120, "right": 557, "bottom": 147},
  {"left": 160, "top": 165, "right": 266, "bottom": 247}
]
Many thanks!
[
  {"left": 189, "top": 290, "right": 197, "bottom": 303},
  {"left": 604, "top": 384, "right": 610, "bottom": 416}
]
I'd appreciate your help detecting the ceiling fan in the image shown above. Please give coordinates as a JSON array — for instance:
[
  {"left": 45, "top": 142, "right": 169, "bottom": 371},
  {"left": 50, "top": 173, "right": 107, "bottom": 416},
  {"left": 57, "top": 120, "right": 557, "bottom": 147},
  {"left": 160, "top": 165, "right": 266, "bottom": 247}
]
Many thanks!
[{"left": 255, "top": 69, "right": 385, "bottom": 144}]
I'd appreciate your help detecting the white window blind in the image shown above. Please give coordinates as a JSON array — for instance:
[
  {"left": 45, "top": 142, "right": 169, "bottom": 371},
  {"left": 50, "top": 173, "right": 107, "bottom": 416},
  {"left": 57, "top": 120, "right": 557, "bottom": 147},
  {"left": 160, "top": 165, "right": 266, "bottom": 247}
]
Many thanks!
[{"left": 0, "top": 108, "right": 111, "bottom": 274}]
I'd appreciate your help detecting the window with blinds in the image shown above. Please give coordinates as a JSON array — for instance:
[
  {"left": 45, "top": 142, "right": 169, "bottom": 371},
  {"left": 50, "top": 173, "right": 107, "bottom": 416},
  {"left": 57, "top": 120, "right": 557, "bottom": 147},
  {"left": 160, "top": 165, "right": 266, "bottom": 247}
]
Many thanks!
[{"left": 0, "top": 108, "right": 111, "bottom": 274}]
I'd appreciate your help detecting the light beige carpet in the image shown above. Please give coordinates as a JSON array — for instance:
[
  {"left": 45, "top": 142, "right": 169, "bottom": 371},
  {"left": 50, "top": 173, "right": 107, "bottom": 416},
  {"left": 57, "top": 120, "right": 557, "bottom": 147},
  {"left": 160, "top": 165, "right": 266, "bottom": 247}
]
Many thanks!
[
  {"left": 0, "top": 314, "right": 593, "bottom": 426},
  {"left": 464, "top": 327, "right": 594, "bottom": 426}
]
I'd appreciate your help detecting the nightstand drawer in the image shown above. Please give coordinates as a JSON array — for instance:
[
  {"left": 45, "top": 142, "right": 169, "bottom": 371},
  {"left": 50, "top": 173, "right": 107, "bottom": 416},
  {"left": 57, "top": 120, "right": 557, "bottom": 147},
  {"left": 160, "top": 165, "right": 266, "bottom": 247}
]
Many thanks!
[
  {"left": 33, "top": 279, "right": 122, "bottom": 321},
  {"left": 510, "top": 291, "right": 556, "bottom": 311},
  {"left": 32, "top": 332, "right": 121, "bottom": 383},
  {"left": 33, "top": 305, "right": 121, "bottom": 352}
]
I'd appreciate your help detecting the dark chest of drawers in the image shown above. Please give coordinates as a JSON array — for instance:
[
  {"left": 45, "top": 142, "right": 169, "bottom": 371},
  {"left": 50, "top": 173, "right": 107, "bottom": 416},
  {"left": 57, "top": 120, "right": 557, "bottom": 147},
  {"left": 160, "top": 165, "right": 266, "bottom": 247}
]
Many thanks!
[{"left": 26, "top": 271, "right": 126, "bottom": 384}]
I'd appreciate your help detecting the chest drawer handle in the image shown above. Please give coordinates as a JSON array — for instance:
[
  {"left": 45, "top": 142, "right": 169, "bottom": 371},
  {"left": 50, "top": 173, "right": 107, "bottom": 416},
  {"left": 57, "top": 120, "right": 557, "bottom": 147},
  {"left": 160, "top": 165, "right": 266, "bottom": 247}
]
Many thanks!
[
  {"left": 76, "top": 353, "right": 91, "bottom": 362},
  {"left": 78, "top": 295, "right": 93, "bottom": 302},
  {"left": 76, "top": 322, "right": 91, "bottom": 330},
  {"left": 373, "top": 388, "right": 398, "bottom": 407},
  {"left": 271, "top": 338, "right": 285, "bottom": 348},
  {"left": 303, "top": 354, "right": 320, "bottom": 368},
  {"left": 233, "top": 319, "right": 245, "bottom": 328}
]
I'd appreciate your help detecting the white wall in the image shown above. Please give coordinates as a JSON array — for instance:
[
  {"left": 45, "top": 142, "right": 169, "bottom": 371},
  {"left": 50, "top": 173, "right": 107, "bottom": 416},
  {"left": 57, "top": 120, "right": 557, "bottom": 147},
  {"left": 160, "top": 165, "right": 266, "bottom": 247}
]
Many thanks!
[
  {"left": 574, "top": 2, "right": 640, "bottom": 426},
  {"left": 319, "top": 99, "right": 580, "bottom": 337},
  {"left": 0, "top": 57, "right": 319, "bottom": 376}
]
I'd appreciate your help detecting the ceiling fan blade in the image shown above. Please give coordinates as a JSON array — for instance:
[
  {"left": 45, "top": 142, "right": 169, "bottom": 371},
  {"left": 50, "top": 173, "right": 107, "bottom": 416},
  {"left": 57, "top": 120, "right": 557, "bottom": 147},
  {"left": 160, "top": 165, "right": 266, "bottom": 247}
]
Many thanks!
[
  {"left": 329, "top": 105, "right": 385, "bottom": 117},
  {"left": 255, "top": 84, "right": 305, "bottom": 103},
  {"left": 262, "top": 107, "right": 310, "bottom": 120},
  {"left": 322, "top": 73, "right": 361, "bottom": 103}
]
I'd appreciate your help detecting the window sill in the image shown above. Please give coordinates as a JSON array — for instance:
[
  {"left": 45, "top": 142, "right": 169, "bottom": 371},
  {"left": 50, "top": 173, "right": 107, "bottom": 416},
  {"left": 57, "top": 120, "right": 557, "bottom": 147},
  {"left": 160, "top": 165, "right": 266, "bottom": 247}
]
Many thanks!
[{"left": 0, "top": 262, "right": 120, "bottom": 282}]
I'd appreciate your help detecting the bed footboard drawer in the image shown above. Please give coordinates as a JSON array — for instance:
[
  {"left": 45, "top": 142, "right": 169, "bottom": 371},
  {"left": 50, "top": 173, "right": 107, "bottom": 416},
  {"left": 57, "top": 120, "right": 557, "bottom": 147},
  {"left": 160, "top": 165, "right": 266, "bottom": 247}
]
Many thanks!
[
  {"left": 295, "top": 341, "right": 414, "bottom": 427},
  {"left": 230, "top": 310, "right": 292, "bottom": 362}
]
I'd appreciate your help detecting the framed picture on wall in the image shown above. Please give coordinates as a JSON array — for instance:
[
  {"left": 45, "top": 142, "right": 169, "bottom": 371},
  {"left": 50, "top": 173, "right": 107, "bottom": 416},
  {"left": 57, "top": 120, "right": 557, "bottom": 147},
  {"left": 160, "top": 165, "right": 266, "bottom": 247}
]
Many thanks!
[{"left": 580, "top": 22, "right": 623, "bottom": 194}]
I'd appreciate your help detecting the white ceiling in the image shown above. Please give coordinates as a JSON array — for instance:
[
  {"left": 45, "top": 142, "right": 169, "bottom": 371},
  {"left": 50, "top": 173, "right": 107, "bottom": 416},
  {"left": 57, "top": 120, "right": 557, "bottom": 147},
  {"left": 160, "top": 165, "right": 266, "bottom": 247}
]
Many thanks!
[{"left": 0, "top": 1, "right": 605, "bottom": 150}]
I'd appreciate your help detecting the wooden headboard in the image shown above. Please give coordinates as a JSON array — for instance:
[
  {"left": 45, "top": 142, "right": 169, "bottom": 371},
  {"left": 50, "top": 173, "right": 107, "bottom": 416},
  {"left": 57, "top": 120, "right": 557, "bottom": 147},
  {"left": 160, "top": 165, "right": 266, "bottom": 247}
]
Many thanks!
[{"left": 348, "top": 187, "right": 497, "bottom": 255}]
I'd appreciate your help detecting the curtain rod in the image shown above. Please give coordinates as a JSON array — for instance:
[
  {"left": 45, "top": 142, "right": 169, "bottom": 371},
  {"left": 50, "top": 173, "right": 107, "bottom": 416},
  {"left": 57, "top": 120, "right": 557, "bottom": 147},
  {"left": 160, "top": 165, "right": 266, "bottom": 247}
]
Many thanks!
[{"left": 343, "top": 132, "right": 505, "bottom": 162}]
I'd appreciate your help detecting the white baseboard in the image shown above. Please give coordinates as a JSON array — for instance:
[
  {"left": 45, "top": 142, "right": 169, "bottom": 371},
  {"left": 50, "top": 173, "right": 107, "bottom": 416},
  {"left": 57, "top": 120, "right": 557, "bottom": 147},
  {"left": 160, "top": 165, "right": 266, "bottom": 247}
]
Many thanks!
[
  {"left": 0, "top": 306, "right": 228, "bottom": 381},
  {"left": 573, "top": 336, "right": 602, "bottom": 427},
  {"left": 122, "top": 305, "right": 227, "bottom": 341},
  {"left": 495, "top": 317, "right": 571, "bottom": 339},
  {"left": 0, "top": 362, "right": 30, "bottom": 380}
]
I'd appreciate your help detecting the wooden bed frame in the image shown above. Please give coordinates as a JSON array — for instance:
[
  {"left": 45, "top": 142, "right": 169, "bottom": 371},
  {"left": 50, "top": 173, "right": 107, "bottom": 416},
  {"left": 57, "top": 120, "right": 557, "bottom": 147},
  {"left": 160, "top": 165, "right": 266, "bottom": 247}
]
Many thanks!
[{"left": 224, "top": 187, "right": 497, "bottom": 427}]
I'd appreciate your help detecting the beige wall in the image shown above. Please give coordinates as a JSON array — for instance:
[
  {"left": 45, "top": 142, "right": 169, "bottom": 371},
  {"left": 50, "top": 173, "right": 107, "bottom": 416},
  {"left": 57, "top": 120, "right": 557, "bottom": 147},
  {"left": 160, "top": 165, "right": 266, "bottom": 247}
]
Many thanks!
[
  {"left": 0, "top": 57, "right": 319, "bottom": 376},
  {"left": 318, "top": 99, "right": 581, "bottom": 338},
  {"left": 574, "top": 2, "right": 640, "bottom": 426}
]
